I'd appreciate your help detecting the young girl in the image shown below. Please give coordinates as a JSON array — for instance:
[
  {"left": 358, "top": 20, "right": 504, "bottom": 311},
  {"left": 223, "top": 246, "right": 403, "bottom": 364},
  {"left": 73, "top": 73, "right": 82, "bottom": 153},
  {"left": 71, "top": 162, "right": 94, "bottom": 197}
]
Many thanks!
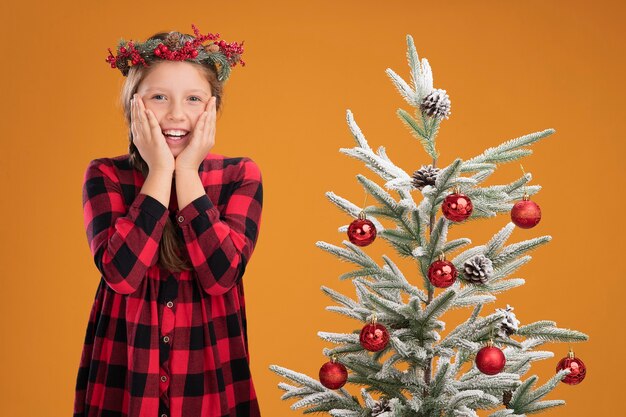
[{"left": 73, "top": 25, "right": 263, "bottom": 417}]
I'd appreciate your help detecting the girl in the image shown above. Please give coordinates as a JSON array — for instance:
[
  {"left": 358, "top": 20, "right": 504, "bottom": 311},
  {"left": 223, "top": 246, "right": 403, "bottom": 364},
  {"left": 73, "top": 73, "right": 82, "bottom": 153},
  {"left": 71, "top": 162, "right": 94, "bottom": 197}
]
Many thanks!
[{"left": 73, "top": 25, "right": 263, "bottom": 417}]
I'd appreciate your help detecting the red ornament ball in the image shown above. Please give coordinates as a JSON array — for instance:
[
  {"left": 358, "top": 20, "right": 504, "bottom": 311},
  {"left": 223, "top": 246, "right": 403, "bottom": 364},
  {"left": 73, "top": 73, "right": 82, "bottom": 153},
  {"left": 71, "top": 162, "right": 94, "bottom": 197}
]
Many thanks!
[
  {"left": 556, "top": 354, "right": 586, "bottom": 385},
  {"left": 359, "top": 323, "right": 390, "bottom": 352},
  {"left": 347, "top": 218, "right": 377, "bottom": 246},
  {"left": 475, "top": 345, "right": 506, "bottom": 375},
  {"left": 319, "top": 360, "right": 348, "bottom": 389},
  {"left": 442, "top": 192, "right": 473, "bottom": 222},
  {"left": 428, "top": 260, "right": 458, "bottom": 288},
  {"left": 511, "top": 198, "right": 541, "bottom": 229}
]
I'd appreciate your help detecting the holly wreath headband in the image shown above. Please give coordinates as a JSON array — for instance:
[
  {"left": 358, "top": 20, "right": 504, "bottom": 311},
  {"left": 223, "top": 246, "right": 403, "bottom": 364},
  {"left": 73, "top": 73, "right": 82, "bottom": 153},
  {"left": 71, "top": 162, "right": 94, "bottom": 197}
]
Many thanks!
[{"left": 105, "top": 23, "right": 245, "bottom": 82}]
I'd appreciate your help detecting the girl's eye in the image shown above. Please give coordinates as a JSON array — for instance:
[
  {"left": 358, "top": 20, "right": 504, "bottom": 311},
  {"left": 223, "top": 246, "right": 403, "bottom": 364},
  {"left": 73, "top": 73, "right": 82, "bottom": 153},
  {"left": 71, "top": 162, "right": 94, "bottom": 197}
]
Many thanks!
[{"left": 151, "top": 95, "right": 202, "bottom": 102}]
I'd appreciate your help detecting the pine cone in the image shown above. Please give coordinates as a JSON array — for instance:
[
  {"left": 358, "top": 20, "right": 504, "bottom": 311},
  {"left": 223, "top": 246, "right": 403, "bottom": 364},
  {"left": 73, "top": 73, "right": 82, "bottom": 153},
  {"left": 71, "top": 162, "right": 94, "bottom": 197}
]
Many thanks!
[
  {"left": 503, "top": 390, "right": 513, "bottom": 407},
  {"left": 420, "top": 88, "right": 451, "bottom": 119},
  {"left": 163, "top": 32, "right": 182, "bottom": 50},
  {"left": 462, "top": 255, "right": 493, "bottom": 284},
  {"left": 496, "top": 305, "right": 520, "bottom": 338},
  {"left": 371, "top": 398, "right": 391, "bottom": 416},
  {"left": 116, "top": 58, "right": 130, "bottom": 76},
  {"left": 204, "top": 43, "right": 220, "bottom": 53},
  {"left": 412, "top": 164, "right": 441, "bottom": 190}
]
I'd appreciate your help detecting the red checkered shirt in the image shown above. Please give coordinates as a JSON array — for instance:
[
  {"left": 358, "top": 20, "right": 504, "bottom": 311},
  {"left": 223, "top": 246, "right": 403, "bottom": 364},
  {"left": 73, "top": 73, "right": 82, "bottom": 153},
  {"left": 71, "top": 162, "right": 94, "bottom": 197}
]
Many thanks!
[{"left": 73, "top": 153, "right": 263, "bottom": 417}]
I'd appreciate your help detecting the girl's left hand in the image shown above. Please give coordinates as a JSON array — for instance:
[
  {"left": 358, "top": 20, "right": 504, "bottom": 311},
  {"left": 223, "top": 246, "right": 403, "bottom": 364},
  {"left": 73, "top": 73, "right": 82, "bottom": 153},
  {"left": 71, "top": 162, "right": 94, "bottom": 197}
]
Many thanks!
[{"left": 175, "top": 96, "right": 217, "bottom": 171}]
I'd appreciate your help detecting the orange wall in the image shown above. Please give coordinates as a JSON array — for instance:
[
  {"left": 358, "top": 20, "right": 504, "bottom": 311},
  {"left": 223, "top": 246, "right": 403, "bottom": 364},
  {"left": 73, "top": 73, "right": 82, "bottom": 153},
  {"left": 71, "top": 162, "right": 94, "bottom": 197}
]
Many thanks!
[{"left": 1, "top": 1, "right": 623, "bottom": 415}]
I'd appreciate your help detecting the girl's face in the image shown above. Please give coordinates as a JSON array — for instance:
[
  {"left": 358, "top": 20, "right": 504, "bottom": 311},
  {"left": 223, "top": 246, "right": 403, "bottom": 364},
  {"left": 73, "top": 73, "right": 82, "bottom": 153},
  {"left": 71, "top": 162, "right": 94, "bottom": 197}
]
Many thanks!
[{"left": 136, "top": 61, "right": 212, "bottom": 158}]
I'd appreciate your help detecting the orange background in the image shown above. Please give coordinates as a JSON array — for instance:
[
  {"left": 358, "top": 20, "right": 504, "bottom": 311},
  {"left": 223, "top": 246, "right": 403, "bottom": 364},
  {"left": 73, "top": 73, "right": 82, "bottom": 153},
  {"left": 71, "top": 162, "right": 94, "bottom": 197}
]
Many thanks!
[{"left": 1, "top": 1, "right": 623, "bottom": 415}]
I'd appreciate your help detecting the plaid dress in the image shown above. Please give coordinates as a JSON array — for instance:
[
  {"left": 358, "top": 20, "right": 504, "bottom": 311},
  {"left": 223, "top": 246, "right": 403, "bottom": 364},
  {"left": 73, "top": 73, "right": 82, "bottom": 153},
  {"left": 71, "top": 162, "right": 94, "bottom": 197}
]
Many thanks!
[{"left": 73, "top": 153, "right": 263, "bottom": 417}]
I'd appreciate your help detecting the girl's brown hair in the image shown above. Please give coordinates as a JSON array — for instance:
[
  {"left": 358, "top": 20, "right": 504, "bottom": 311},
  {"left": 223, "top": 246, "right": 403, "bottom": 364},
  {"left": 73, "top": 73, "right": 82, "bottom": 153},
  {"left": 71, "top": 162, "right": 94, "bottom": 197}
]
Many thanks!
[{"left": 119, "top": 31, "right": 224, "bottom": 272}]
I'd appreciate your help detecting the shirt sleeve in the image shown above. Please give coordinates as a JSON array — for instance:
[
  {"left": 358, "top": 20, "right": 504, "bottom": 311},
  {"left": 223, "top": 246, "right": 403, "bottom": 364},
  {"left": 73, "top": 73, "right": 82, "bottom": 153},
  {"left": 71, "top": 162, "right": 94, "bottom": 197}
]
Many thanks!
[
  {"left": 82, "top": 159, "right": 170, "bottom": 294},
  {"left": 175, "top": 157, "right": 263, "bottom": 296}
]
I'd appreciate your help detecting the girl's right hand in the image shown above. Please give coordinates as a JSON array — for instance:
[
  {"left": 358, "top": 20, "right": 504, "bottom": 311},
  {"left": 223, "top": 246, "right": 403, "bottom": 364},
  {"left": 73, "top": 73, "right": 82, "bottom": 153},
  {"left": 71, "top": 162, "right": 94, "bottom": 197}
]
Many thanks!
[{"left": 131, "top": 93, "right": 175, "bottom": 173}]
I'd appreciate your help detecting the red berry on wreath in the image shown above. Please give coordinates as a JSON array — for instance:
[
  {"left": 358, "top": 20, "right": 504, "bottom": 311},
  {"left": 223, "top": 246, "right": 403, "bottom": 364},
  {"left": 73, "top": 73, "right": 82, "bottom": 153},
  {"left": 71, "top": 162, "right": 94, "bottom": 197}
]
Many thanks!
[
  {"left": 428, "top": 253, "right": 458, "bottom": 288},
  {"left": 319, "top": 356, "right": 348, "bottom": 389},
  {"left": 359, "top": 316, "right": 390, "bottom": 352},
  {"left": 556, "top": 348, "right": 586, "bottom": 385},
  {"left": 347, "top": 211, "right": 376, "bottom": 246},
  {"left": 475, "top": 341, "right": 506, "bottom": 375},
  {"left": 442, "top": 187, "right": 473, "bottom": 222},
  {"left": 511, "top": 193, "right": 541, "bottom": 229}
]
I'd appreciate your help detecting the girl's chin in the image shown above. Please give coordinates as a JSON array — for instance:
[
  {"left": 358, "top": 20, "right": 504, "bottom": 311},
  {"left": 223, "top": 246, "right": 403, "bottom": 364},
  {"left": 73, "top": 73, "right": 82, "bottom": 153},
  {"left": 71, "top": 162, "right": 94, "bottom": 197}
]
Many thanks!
[{"left": 169, "top": 145, "right": 187, "bottom": 159}]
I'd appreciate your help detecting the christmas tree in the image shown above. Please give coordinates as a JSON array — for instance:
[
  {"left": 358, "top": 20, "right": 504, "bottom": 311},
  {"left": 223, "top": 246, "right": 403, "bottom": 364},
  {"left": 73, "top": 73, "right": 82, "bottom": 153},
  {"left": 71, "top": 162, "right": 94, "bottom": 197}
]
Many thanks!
[{"left": 269, "top": 35, "right": 588, "bottom": 417}]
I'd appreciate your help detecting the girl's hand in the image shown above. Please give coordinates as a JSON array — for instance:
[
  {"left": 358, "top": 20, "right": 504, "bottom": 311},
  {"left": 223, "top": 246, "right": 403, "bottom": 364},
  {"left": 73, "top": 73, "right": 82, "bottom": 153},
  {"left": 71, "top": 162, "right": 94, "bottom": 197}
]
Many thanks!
[
  {"left": 175, "top": 96, "right": 216, "bottom": 172},
  {"left": 131, "top": 94, "right": 175, "bottom": 173}
]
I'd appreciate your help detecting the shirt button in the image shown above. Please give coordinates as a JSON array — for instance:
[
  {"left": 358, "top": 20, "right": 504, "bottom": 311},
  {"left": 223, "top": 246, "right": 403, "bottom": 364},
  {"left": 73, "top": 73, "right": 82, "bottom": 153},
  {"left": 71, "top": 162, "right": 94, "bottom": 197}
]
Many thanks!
[
  {"left": 166, "top": 301, "right": 174, "bottom": 308},
  {"left": 161, "top": 414, "right": 167, "bottom": 417},
  {"left": 161, "top": 375, "right": 168, "bottom": 382},
  {"left": 163, "top": 335, "right": 170, "bottom": 343},
  {"left": 177, "top": 215, "right": 184, "bottom": 223}
]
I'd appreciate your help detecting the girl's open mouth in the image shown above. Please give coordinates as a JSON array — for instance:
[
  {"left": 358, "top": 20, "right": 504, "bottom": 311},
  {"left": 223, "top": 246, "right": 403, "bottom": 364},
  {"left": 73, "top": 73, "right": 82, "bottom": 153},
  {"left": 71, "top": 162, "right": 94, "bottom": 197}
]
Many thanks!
[{"left": 163, "top": 130, "right": 190, "bottom": 144}]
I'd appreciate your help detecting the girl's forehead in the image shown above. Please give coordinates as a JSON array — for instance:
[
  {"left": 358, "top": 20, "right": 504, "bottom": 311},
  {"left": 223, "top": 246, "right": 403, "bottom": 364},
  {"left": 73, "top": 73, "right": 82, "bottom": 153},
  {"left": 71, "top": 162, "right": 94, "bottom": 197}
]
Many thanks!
[
  {"left": 143, "top": 86, "right": 209, "bottom": 94},
  {"left": 139, "top": 62, "right": 212, "bottom": 92}
]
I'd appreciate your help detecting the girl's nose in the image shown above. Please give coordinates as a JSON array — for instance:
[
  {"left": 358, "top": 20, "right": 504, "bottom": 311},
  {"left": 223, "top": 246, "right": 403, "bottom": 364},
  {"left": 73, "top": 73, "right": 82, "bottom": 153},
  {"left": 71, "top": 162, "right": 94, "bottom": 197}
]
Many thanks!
[{"left": 166, "top": 102, "right": 185, "bottom": 120}]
